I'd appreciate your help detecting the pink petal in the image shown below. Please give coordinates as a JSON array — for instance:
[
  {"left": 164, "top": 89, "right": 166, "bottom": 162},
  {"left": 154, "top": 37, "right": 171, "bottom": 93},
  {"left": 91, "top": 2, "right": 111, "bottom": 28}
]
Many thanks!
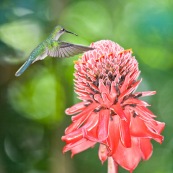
[
  {"left": 119, "top": 79, "right": 142, "bottom": 102},
  {"left": 62, "top": 128, "right": 83, "bottom": 144},
  {"left": 78, "top": 94, "right": 94, "bottom": 101},
  {"left": 119, "top": 119, "right": 131, "bottom": 148},
  {"left": 88, "top": 82, "right": 100, "bottom": 92},
  {"left": 134, "top": 91, "right": 156, "bottom": 97},
  {"left": 75, "top": 90, "right": 89, "bottom": 97},
  {"left": 65, "top": 102, "right": 89, "bottom": 115},
  {"left": 97, "top": 109, "right": 110, "bottom": 141},
  {"left": 106, "top": 116, "right": 120, "bottom": 155},
  {"left": 71, "top": 140, "right": 96, "bottom": 157},
  {"left": 120, "top": 73, "right": 131, "bottom": 93},
  {"left": 130, "top": 116, "right": 164, "bottom": 143},
  {"left": 85, "top": 87, "right": 95, "bottom": 94},
  {"left": 137, "top": 106, "right": 156, "bottom": 118},
  {"left": 113, "top": 137, "right": 141, "bottom": 172},
  {"left": 65, "top": 110, "right": 99, "bottom": 143},
  {"left": 63, "top": 138, "right": 96, "bottom": 156},
  {"left": 129, "top": 71, "right": 140, "bottom": 85},
  {"left": 94, "top": 94, "right": 104, "bottom": 104},
  {"left": 140, "top": 138, "right": 153, "bottom": 160},
  {"left": 98, "top": 79, "right": 109, "bottom": 93},
  {"left": 82, "top": 113, "right": 99, "bottom": 141},
  {"left": 101, "top": 93, "right": 112, "bottom": 107},
  {"left": 62, "top": 138, "right": 87, "bottom": 153},
  {"left": 110, "top": 81, "right": 117, "bottom": 95},
  {"left": 145, "top": 120, "right": 165, "bottom": 134},
  {"left": 111, "top": 103, "right": 127, "bottom": 121},
  {"left": 72, "top": 103, "right": 99, "bottom": 121},
  {"left": 134, "top": 106, "right": 157, "bottom": 122},
  {"left": 109, "top": 81, "right": 118, "bottom": 101},
  {"left": 123, "top": 98, "right": 150, "bottom": 107},
  {"left": 65, "top": 111, "right": 99, "bottom": 143},
  {"left": 65, "top": 110, "right": 94, "bottom": 134}
]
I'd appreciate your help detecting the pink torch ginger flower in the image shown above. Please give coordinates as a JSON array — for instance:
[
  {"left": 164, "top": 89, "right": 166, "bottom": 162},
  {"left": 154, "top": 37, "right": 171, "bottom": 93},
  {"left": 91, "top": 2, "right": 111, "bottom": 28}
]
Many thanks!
[{"left": 61, "top": 40, "right": 165, "bottom": 173}]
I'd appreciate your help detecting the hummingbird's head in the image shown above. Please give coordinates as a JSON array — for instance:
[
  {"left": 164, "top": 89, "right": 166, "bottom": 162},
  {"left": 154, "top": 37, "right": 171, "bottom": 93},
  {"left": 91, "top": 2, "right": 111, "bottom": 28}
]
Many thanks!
[{"left": 53, "top": 25, "right": 78, "bottom": 40}]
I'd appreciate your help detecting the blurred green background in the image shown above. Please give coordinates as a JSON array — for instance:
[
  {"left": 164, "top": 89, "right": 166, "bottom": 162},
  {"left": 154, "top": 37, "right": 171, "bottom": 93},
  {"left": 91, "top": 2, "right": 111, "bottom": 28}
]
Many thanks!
[{"left": 0, "top": 0, "right": 173, "bottom": 172}]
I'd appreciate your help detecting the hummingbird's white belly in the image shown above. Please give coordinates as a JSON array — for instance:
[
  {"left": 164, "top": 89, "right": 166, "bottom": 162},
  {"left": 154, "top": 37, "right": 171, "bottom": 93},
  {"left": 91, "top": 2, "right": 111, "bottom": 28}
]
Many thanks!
[{"left": 32, "top": 53, "right": 47, "bottom": 63}]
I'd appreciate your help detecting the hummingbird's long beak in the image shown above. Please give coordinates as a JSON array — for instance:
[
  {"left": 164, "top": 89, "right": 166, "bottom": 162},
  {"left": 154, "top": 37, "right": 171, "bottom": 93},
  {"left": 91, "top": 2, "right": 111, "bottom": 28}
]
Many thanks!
[{"left": 65, "top": 29, "right": 78, "bottom": 36}]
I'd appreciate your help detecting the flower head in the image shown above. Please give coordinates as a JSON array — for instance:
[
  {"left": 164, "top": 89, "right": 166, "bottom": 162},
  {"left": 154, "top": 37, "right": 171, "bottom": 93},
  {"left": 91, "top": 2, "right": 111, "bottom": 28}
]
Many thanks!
[{"left": 62, "top": 40, "right": 165, "bottom": 172}]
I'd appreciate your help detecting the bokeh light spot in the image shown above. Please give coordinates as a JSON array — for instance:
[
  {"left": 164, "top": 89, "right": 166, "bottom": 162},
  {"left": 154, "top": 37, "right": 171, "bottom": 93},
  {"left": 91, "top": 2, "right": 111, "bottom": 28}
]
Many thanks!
[{"left": 8, "top": 67, "right": 65, "bottom": 124}]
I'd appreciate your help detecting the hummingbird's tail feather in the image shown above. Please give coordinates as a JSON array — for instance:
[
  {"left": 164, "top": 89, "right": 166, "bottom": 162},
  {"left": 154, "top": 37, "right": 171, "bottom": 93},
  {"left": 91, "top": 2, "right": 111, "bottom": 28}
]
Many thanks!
[{"left": 15, "top": 59, "right": 33, "bottom": 77}]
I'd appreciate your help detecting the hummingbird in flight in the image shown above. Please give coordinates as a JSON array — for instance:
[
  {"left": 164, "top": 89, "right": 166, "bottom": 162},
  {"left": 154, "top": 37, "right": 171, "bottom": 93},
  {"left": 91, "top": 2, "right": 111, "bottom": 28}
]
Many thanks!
[{"left": 15, "top": 25, "right": 94, "bottom": 77}]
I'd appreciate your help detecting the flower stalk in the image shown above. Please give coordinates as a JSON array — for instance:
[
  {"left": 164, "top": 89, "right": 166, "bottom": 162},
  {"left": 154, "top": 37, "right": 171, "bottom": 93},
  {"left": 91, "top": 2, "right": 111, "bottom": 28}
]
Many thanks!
[{"left": 108, "top": 157, "right": 118, "bottom": 173}]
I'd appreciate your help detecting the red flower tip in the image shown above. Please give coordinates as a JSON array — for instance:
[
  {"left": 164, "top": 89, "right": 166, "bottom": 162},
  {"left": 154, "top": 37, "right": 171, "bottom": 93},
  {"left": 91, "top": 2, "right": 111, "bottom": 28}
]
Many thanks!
[
  {"left": 62, "top": 40, "right": 165, "bottom": 172},
  {"left": 118, "top": 48, "right": 133, "bottom": 55}
]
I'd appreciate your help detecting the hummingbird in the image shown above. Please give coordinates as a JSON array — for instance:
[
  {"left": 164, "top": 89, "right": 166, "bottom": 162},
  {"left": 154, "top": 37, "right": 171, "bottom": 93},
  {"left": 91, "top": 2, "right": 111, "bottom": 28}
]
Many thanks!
[{"left": 15, "top": 25, "right": 94, "bottom": 77}]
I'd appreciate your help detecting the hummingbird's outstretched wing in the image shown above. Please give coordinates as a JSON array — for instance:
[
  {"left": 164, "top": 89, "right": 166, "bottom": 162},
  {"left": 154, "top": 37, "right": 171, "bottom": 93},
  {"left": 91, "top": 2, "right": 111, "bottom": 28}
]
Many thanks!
[{"left": 46, "top": 41, "right": 94, "bottom": 58}]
